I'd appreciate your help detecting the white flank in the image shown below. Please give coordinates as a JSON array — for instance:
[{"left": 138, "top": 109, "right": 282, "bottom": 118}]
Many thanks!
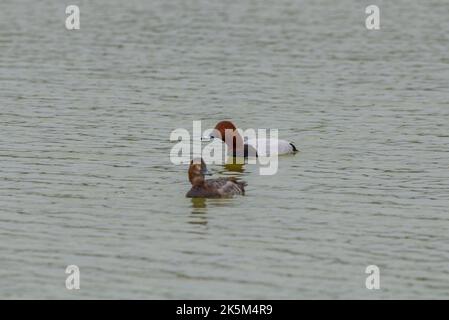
[{"left": 246, "top": 138, "right": 295, "bottom": 156}]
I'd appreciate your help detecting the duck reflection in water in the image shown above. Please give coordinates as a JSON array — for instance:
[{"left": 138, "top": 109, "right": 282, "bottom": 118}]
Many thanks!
[
  {"left": 190, "top": 197, "right": 207, "bottom": 209},
  {"left": 223, "top": 157, "right": 246, "bottom": 173},
  {"left": 189, "top": 198, "right": 208, "bottom": 226}
]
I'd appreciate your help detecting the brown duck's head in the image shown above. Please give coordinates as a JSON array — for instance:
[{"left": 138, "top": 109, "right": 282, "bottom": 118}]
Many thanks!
[
  {"left": 210, "top": 120, "right": 244, "bottom": 152},
  {"left": 188, "top": 158, "right": 211, "bottom": 186}
]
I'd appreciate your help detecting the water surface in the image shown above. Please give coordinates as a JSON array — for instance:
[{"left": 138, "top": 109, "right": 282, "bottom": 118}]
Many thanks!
[{"left": 1, "top": 0, "right": 449, "bottom": 299}]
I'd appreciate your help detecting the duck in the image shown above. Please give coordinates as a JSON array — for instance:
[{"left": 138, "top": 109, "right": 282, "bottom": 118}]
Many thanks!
[
  {"left": 205, "top": 120, "right": 298, "bottom": 157},
  {"left": 186, "top": 158, "right": 247, "bottom": 198}
]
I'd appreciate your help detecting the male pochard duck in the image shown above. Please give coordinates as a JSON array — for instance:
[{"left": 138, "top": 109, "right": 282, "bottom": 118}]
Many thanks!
[
  {"left": 206, "top": 121, "right": 298, "bottom": 157},
  {"left": 186, "top": 158, "right": 246, "bottom": 198}
]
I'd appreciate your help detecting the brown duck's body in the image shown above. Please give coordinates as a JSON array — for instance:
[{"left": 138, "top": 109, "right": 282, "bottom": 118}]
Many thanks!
[
  {"left": 186, "top": 177, "right": 246, "bottom": 198},
  {"left": 186, "top": 158, "right": 247, "bottom": 198}
]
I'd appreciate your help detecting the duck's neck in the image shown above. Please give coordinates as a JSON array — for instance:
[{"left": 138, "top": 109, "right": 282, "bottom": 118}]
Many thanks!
[
  {"left": 224, "top": 132, "right": 245, "bottom": 154},
  {"left": 191, "top": 177, "right": 205, "bottom": 187}
]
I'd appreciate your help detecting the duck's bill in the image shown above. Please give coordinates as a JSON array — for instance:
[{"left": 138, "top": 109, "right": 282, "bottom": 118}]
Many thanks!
[{"left": 201, "top": 135, "right": 213, "bottom": 142}]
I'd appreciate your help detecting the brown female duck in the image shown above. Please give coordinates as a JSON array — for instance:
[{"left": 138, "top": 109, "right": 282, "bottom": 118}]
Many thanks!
[{"left": 186, "top": 158, "right": 246, "bottom": 198}]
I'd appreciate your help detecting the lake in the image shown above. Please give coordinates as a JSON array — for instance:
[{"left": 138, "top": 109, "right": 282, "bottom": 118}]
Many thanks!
[{"left": 0, "top": 0, "right": 448, "bottom": 299}]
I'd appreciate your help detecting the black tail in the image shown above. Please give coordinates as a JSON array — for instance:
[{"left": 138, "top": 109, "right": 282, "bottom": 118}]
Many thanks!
[{"left": 289, "top": 142, "right": 298, "bottom": 152}]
